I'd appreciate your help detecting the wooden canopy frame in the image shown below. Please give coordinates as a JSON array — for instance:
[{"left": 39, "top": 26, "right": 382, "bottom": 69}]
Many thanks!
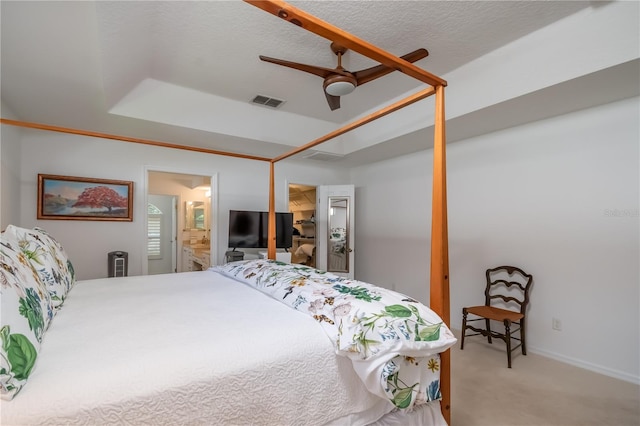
[
  {"left": 253, "top": 3, "right": 450, "bottom": 421},
  {"left": 1, "top": 0, "right": 450, "bottom": 422}
]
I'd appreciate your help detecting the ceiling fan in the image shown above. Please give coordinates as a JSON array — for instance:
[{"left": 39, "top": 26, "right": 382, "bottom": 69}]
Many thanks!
[{"left": 259, "top": 42, "right": 429, "bottom": 111}]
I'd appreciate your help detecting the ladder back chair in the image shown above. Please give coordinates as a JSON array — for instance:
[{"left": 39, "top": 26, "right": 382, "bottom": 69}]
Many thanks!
[{"left": 460, "top": 265, "right": 533, "bottom": 368}]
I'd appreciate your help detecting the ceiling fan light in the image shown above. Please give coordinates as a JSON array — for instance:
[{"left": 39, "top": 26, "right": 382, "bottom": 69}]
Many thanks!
[{"left": 325, "top": 80, "right": 356, "bottom": 96}]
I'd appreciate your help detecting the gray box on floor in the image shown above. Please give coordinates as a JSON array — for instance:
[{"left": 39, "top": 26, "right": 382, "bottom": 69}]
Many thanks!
[{"left": 108, "top": 251, "right": 128, "bottom": 277}]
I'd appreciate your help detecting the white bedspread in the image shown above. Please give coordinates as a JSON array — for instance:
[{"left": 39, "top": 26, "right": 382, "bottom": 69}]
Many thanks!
[{"left": 1, "top": 271, "right": 394, "bottom": 425}]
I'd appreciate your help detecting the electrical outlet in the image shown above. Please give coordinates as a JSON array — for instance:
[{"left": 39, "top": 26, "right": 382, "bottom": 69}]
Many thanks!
[{"left": 552, "top": 317, "right": 562, "bottom": 331}]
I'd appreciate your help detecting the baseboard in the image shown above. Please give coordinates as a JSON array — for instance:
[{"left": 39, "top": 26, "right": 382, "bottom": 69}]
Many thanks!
[
  {"left": 528, "top": 346, "right": 640, "bottom": 386},
  {"left": 451, "top": 328, "right": 639, "bottom": 385}
]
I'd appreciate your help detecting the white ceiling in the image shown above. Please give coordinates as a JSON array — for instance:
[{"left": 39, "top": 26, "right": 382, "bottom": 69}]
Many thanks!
[{"left": 1, "top": 1, "right": 638, "bottom": 166}]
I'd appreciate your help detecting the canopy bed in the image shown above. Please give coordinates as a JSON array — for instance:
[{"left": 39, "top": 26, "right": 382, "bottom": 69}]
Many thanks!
[{"left": 0, "top": 0, "right": 451, "bottom": 424}]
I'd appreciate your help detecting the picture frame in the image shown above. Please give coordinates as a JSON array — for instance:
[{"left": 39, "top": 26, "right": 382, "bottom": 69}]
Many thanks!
[{"left": 37, "top": 174, "right": 133, "bottom": 221}]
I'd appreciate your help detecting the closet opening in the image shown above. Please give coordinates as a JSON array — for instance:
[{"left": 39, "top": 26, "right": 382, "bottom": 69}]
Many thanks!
[{"left": 288, "top": 183, "right": 316, "bottom": 267}]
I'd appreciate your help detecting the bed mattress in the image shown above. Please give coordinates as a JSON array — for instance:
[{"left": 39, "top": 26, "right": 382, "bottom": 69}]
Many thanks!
[{"left": 1, "top": 270, "right": 396, "bottom": 425}]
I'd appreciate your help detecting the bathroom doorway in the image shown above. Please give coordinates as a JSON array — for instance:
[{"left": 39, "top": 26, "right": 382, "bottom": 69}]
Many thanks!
[{"left": 145, "top": 168, "right": 216, "bottom": 275}]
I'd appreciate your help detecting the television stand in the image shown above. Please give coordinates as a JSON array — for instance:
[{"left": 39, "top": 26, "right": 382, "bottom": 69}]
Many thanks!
[
  {"left": 259, "top": 251, "right": 291, "bottom": 263},
  {"left": 225, "top": 250, "right": 244, "bottom": 263}
]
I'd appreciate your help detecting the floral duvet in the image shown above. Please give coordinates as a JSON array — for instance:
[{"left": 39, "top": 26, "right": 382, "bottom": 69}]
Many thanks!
[{"left": 213, "top": 259, "right": 457, "bottom": 410}]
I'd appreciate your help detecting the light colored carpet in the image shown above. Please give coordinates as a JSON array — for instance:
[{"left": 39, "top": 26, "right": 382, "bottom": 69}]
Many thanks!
[{"left": 450, "top": 331, "right": 640, "bottom": 426}]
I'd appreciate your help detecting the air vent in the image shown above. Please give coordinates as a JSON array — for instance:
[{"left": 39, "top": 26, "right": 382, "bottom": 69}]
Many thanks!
[
  {"left": 303, "top": 151, "right": 344, "bottom": 162},
  {"left": 251, "top": 95, "right": 285, "bottom": 109}
]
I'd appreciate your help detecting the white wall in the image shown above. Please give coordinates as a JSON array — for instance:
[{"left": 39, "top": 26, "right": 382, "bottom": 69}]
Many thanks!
[
  {"left": 0, "top": 101, "right": 21, "bottom": 228},
  {"left": 3, "top": 97, "right": 638, "bottom": 385},
  {"left": 352, "top": 97, "right": 639, "bottom": 384},
  {"left": 3, "top": 127, "right": 349, "bottom": 279}
]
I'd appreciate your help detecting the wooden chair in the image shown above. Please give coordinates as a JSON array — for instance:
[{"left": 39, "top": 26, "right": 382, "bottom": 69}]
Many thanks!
[{"left": 460, "top": 266, "right": 533, "bottom": 368}]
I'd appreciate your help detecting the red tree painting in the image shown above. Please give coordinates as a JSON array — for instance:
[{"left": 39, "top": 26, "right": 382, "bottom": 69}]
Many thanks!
[{"left": 72, "top": 186, "right": 128, "bottom": 213}]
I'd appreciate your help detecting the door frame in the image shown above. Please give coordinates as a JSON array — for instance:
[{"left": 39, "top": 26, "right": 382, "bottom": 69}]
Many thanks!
[
  {"left": 286, "top": 180, "right": 355, "bottom": 278},
  {"left": 317, "top": 184, "right": 355, "bottom": 279},
  {"left": 143, "top": 166, "right": 218, "bottom": 275}
]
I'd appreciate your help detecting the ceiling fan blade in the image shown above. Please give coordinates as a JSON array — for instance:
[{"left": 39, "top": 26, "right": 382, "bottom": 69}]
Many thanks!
[
  {"left": 259, "top": 55, "right": 337, "bottom": 79},
  {"left": 353, "top": 48, "right": 429, "bottom": 86},
  {"left": 325, "top": 92, "right": 341, "bottom": 111}
]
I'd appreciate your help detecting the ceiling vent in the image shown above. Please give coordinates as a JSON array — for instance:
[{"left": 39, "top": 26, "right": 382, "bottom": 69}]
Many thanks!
[
  {"left": 251, "top": 95, "right": 285, "bottom": 109},
  {"left": 303, "top": 151, "right": 344, "bottom": 162}
]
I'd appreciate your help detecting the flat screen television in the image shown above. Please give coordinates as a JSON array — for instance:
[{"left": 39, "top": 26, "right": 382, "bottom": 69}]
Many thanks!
[{"left": 228, "top": 210, "right": 293, "bottom": 249}]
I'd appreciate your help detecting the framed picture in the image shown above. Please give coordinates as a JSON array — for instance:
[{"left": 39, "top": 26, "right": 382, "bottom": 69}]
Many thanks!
[{"left": 37, "top": 174, "right": 133, "bottom": 221}]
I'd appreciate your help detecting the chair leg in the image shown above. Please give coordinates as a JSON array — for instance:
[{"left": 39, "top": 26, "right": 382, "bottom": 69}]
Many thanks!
[
  {"left": 520, "top": 321, "right": 527, "bottom": 355},
  {"left": 485, "top": 318, "right": 492, "bottom": 344},
  {"left": 504, "top": 320, "right": 512, "bottom": 368},
  {"left": 460, "top": 308, "right": 468, "bottom": 350}
]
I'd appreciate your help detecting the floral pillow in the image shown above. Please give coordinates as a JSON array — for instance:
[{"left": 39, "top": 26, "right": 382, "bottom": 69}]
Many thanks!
[
  {"left": 3, "top": 225, "right": 75, "bottom": 308},
  {"left": 0, "top": 239, "right": 54, "bottom": 400}
]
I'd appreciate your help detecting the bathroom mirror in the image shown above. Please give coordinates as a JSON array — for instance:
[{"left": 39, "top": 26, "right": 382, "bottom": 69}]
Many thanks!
[
  {"left": 185, "top": 201, "right": 206, "bottom": 230},
  {"left": 327, "top": 197, "right": 349, "bottom": 272}
]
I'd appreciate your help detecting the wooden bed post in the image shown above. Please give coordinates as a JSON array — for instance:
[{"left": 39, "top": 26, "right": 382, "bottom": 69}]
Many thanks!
[
  {"left": 430, "top": 84, "right": 450, "bottom": 424},
  {"left": 267, "top": 161, "right": 277, "bottom": 260}
]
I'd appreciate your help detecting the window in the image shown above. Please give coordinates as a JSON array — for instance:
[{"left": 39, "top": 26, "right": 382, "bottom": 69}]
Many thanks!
[{"left": 148, "top": 203, "right": 163, "bottom": 259}]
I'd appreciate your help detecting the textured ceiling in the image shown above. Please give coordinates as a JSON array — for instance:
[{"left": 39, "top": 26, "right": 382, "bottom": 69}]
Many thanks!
[
  {"left": 2, "top": 1, "right": 637, "bottom": 165},
  {"left": 95, "top": 0, "right": 590, "bottom": 122}
]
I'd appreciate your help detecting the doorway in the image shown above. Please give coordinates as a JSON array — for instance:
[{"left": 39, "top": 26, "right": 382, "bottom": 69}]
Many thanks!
[
  {"left": 287, "top": 183, "right": 355, "bottom": 278},
  {"left": 288, "top": 183, "right": 317, "bottom": 267},
  {"left": 145, "top": 169, "right": 216, "bottom": 275}
]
